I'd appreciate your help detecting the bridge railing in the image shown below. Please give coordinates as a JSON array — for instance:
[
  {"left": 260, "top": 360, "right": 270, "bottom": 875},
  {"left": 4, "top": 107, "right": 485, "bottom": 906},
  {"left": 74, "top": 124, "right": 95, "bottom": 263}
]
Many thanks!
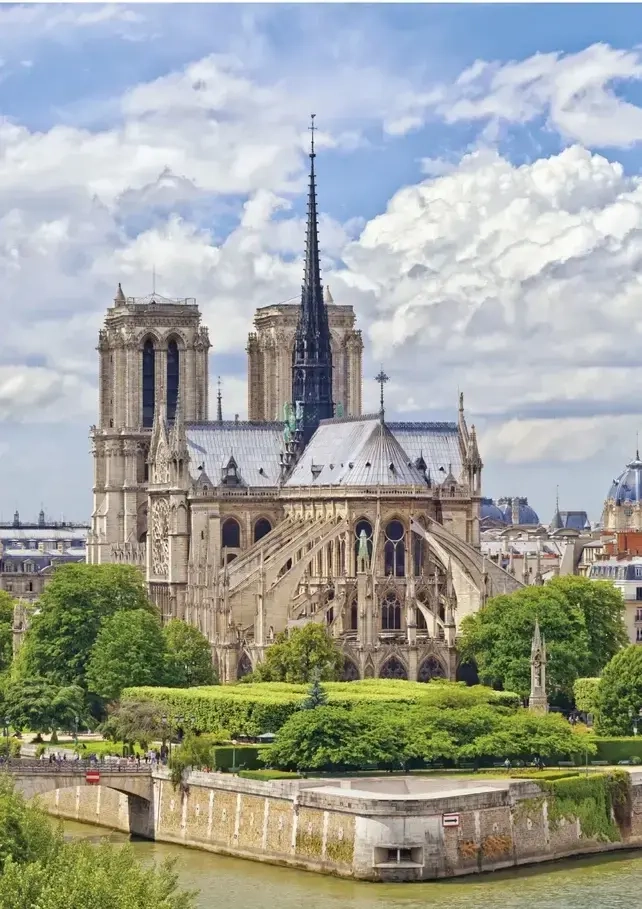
[{"left": 1, "top": 759, "right": 153, "bottom": 774}]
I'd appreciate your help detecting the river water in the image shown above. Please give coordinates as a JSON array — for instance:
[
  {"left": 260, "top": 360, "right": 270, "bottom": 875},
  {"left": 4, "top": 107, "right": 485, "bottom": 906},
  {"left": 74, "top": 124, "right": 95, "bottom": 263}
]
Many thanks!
[{"left": 63, "top": 819, "right": 641, "bottom": 908}]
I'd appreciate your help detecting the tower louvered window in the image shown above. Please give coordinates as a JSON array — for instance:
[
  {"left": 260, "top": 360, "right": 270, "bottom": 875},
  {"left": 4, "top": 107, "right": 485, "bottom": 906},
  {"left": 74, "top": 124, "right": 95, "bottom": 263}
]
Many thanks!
[
  {"left": 167, "top": 339, "right": 180, "bottom": 422},
  {"left": 142, "top": 340, "right": 155, "bottom": 428}
]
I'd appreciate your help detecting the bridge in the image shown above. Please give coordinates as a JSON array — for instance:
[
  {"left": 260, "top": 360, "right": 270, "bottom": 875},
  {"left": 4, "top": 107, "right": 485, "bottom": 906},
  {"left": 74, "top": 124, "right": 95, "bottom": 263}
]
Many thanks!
[{"left": 3, "top": 760, "right": 155, "bottom": 836}]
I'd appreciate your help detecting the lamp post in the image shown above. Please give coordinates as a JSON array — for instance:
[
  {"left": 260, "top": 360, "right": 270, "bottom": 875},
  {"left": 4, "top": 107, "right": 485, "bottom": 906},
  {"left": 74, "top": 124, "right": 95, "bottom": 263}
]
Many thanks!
[
  {"left": 231, "top": 739, "right": 238, "bottom": 774},
  {"left": 629, "top": 707, "right": 641, "bottom": 736},
  {"left": 73, "top": 715, "right": 79, "bottom": 749},
  {"left": 3, "top": 716, "right": 9, "bottom": 762}
]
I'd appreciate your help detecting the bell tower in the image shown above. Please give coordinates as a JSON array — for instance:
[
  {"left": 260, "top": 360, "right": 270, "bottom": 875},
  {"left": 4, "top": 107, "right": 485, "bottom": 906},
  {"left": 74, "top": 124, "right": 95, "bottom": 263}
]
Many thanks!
[{"left": 88, "top": 286, "right": 210, "bottom": 565}]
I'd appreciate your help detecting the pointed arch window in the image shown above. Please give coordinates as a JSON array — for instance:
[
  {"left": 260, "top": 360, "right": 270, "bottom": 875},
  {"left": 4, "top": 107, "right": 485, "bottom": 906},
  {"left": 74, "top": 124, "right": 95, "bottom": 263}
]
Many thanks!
[
  {"left": 142, "top": 340, "right": 155, "bottom": 428},
  {"left": 381, "top": 591, "right": 401, "bottom": 630},
  {"left": 384, "top": 520, "right": 405, "bottom": 577},
  {"left": 167, "top": 339, "right": 180, "bottom": 422},
  {"left": 254, "top": 518, "right": 272, "bottom": 543},
  {"left": 222, "top": 518, "right": 241, "bottom": 549},
  {"left": 350, "top": 598, "right": 358, "bottom": 630}
]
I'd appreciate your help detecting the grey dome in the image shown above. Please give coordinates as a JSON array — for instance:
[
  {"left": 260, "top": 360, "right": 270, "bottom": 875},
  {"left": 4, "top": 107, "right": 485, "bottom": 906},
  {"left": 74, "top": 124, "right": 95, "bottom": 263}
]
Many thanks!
[
  {"left": 498, "top": 498, "right": 540, "bottom": 526},
  {"left": 608, "top": 455, "right": 642, "bottom": 505},
  {"left": 480, "top": 498, "right": 507, "bottom": 523}
]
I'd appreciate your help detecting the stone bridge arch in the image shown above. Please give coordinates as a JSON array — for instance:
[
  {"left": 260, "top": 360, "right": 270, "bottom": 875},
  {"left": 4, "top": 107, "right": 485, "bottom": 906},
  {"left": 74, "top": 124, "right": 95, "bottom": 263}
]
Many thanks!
[{"left": 7, "top": 767, "right": 154, "bottom": 838}]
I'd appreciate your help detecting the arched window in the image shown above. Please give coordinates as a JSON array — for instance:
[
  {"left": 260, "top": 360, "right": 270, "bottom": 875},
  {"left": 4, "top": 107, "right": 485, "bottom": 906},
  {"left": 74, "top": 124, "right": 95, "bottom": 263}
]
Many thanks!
[
  {"left": 381, "top": 591, "right": 401, "bottom": 630},
  {"left": 416, "top": 607, "right": 428, "bottom": 630},
  {"left": 354, "top": 519, "right": 373, "bottom": 566},
  {"left": 350, "top": 598, "right": 358, "bottom": 630},
  {"left": 166, "top": 339, "right": 180, "bottom": 422},
  {"left": 342, "top": 659, "right": 359, "bottom": 681},
  {"left": 142, "top": 340, "right": 155, "bottom": 428},
  {"left": 379, "top": 657, "right": 407, "bottom": 680},
  {"left": 254, "top": 518, "right": 272, "bottom": 543},
  {"left": 414, "top": 535, "right": 426, "bottom": 576},
  {"left": 418, "top": 656, "right": 446, "bottom": 683},
  {"left": 222, "top": 518, "right": 241, "bottom": 549},
  {"left": 384, "top": 520, "right": 405, "bottom": 577},
  {"left": 237, "top": 652, "right": 252, "bottom": 680}
]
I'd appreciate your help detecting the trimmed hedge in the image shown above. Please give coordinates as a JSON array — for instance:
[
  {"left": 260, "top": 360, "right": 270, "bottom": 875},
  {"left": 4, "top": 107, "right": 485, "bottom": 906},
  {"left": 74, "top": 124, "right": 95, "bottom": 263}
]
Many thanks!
[
  {"left": 238, "top": 769, "right": 300, "bottom": 781},
  {"left": 592, "top": 738, "right": 642, "bottom": 765},
  {"left": 123, "top": 680, "right": 520, "bottom": 737},
  {"left": 212, "top": 745, "right": 267, "bottom": 771}
]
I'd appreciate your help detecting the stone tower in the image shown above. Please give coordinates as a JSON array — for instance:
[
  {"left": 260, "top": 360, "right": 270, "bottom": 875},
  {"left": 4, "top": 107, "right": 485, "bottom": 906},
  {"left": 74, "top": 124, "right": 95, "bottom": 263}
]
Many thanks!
[
  {"left": 528, "top": 620, "right": 548, "bottom": 712},
  {"left": 247, "top": 296, "right": 362, "bottom": 422},
  {"left": 247, "top": 117, "right": 363, "bottom": 425},
  {"left": 88, "top": 286, "right": 210, "bottom": 565}
]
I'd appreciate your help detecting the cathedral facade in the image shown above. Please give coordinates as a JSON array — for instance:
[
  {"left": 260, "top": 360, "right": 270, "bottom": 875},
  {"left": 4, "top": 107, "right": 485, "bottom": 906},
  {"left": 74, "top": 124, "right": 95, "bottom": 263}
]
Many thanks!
[{"left": 88, "top": 127, "right": 521, "bottom": 683}]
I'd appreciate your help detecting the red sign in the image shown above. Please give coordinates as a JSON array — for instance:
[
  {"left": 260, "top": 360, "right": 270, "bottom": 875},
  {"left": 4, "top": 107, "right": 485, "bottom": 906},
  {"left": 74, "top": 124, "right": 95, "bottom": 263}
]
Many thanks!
[{"left": 85, "top": 771, "right": 100, "bottom": 784}]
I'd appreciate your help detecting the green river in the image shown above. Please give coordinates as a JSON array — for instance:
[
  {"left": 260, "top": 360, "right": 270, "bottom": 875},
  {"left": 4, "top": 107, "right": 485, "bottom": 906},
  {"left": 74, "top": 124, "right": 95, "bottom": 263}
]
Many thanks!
[{"left": 64, "top": 819, "right": 641, "bottom": 908}]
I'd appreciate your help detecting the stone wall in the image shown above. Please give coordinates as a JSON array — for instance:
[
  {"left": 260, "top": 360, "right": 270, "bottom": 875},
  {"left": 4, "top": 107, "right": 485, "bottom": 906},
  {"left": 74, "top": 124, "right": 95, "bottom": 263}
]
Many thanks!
[{"left": 32, "top": 772, "right": 642, "bottom": 882}]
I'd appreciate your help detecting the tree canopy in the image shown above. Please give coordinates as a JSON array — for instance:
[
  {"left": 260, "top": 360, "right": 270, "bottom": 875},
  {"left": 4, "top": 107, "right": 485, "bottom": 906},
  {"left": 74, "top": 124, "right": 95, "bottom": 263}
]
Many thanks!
[
  {"left": 459, "top": 577, "right": 627, "bottom": 700},
  {"left": 86, "top": 609, "right": 169, "bottom": 702},
  {"left": 0, "top": 778, "right": 195, "bottom": 908},
  {"left": 17, "top": 564, "right": 153, "bottom": 689},
  {"left": 163, "top": 620, "right": 216, "bottom": 687},
  {"left": 267, "top": 701, "right": 589, "bottom": 772},
  {"left": 0, "top": 590, "right": 15, "bottom": 677},
  {"left": 250, "top": 624, "right": 344, "bottom": 683},
  {"left": 101, "top": 698, "right": 166, "bottom": 749},
  {"left": 4, "top": 678, "right": 86, "bottom": 735},
  {"left": 597, "top": 646, "right": 642, "bottom": 735}
]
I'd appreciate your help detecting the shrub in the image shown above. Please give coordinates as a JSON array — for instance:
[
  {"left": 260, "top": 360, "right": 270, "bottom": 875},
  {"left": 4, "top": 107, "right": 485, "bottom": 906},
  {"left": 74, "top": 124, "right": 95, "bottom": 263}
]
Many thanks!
[
  {"left": 535, "top": 771, "right": 630, "bottom": 842},
  {"left": 238, "top": 769, "right": 300, "bottom": 781},
  {"left": 123, "top": 680, "right": 519, "bottom": 737},
  {"left": 591, "top": 737, "right": 642, "bottom": 765},
  {"left": 574, "top": 677, "right": 601, "bottom": 715}
]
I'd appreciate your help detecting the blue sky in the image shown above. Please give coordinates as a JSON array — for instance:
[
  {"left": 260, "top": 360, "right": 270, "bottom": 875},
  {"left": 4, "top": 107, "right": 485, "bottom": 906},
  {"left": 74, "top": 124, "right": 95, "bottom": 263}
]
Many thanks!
[{"left": 3, "top": 3, "right": 642, "bottom": 523}]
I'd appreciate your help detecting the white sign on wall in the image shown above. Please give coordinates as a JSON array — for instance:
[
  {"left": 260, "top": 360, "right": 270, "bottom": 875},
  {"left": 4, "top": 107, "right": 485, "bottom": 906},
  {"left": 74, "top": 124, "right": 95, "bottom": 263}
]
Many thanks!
[{"left": 442, "top": 813, "right": 460, "bottom": 828}]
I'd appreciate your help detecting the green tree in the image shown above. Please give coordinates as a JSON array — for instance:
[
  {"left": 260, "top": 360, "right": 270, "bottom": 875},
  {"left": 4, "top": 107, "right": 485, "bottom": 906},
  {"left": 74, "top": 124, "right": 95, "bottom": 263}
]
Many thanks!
[
  {"left": 459, "top": 711, "right": 593, "bottom": 762},
  {"left": 573, "top": 677, "right": 601, "bottom": 716},
  {"left": 0, "top": 590, "right": 15, "bottom": 676},
  {"left": 101, "top": 698, "right": 165, "bottom": 750},
  {"left": 163, "top": 620, "right": 216, "bottom": 687},
  {"left": 597, "top": 646, "right": 642, "bottom": 735},
  {"left": 545, "top": 576, "right": 627, "bottom": 675},
  {"left": 4, "top": 678, "right": 86, "bottom": 737},
  {"left": 17, "top": 564, "right": 153, "bottom": 689},
  {"left": 0, "top": 777, "right": 60, "bottom": 870},
  {"left": 459, "top": 585, "right": 590, "bottom": 699},
  {"left": 169, "top": 733, "right": 225, "bottom": 788},
  {"left": 86, "top": 610, "right": 169, "bottom": 702},
  {"left": 268, "top": 707, "right": 407, "bottom": 772},
  {"left": 251, "top": 624, "right": 343, "bottom": 683},
  {"left": 301, "top": 668, "right": 328, "bottom": 709}
]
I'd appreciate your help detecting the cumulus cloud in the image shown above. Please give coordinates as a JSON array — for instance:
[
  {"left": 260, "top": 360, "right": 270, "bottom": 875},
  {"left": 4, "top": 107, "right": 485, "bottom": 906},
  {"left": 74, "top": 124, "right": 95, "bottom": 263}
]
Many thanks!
[
  {"left": 431, "top": 43, "right": 642, "bottom": 148},
  {"left": 4, "top": 32, "right": 642, "bottom": 516}
]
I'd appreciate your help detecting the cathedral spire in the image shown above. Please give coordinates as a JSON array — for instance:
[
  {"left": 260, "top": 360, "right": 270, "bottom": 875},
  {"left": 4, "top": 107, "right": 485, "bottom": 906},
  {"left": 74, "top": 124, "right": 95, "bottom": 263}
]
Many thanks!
[
  {"left": 291, "top": 114, "right": 334, "bottom": 445},
  {"left": 217, "top": 376, "right": 223, "bottom": 423}
]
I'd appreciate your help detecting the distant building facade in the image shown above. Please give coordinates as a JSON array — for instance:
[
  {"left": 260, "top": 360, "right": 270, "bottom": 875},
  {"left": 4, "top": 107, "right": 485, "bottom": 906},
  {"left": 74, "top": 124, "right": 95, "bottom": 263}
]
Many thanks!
[{"left": 0, "top": 510, "right": 87, "bottom": 601}]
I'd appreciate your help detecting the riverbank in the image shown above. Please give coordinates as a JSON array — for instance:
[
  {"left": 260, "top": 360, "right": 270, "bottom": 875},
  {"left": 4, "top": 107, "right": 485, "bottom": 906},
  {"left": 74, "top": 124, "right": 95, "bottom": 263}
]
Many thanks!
[{"left": 28, "top": 767, "right": 642, "bottom": 881}]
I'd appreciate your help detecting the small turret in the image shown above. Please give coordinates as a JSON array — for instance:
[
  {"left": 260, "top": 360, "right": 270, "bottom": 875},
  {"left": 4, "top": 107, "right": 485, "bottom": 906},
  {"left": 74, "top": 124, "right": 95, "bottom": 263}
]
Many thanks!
[{"left": 114, "top": 283, "right": 126, "bottom": 305}]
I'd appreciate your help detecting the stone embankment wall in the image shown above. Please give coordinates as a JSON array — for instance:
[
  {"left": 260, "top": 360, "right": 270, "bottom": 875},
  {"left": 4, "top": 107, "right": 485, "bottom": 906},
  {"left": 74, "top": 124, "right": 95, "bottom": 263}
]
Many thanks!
[{"left": 35, "top": 771, "right": 642, "bottom": 881}]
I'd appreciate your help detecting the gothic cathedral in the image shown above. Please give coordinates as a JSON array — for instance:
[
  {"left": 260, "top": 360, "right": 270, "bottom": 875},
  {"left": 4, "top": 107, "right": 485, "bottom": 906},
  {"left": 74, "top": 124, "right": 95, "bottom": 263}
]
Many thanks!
[{"left": 88, "top": 122, "right": 522, "bottom": 683}]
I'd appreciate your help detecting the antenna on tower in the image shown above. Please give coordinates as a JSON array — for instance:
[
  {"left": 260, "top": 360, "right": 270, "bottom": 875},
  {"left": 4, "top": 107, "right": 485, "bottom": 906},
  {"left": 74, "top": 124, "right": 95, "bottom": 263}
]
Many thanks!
[{"left": 217, "top": 377, "right": 223, "bottom": 423}]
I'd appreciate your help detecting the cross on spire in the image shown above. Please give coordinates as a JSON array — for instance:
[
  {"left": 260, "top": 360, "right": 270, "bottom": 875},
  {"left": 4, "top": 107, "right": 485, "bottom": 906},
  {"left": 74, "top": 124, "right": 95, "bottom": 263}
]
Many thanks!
[
  {"left": 216, "top": 376, "right": 223, "bottom": 423},
  {"left": 375, "top": 367, "right": 389, "bottom": 418}
]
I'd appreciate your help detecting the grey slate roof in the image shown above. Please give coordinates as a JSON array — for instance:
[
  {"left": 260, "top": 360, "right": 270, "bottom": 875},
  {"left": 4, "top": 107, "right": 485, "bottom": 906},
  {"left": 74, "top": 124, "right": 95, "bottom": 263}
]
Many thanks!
[
  {"left": 186, "top": 422, "right": 284, "bottom": 488},
  {"left": 387, "top": 423, "right": 462, "bottom": 481},
  {"left": 184, "top": 417, "right": 463, "bottom": 492},
  {"left": 285, "top": 416, "right": 429, "bottom": 487}
]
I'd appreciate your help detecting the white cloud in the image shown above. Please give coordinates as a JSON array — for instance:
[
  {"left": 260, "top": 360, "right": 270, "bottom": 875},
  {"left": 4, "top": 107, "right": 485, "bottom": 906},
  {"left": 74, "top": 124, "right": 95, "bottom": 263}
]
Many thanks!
[
  {"left": 5, "top": 36, "right": 642, "bottom": 517},
  {"left": 432, "top": 43, "right": 642, "bottom": 148}
]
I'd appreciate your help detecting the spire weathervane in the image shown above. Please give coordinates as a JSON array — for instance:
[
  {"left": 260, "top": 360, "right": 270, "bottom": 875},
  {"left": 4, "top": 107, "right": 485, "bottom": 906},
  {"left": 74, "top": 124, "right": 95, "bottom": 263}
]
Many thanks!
[{"left": 375, "top": 367, "right": 389, "bottom": 418}]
